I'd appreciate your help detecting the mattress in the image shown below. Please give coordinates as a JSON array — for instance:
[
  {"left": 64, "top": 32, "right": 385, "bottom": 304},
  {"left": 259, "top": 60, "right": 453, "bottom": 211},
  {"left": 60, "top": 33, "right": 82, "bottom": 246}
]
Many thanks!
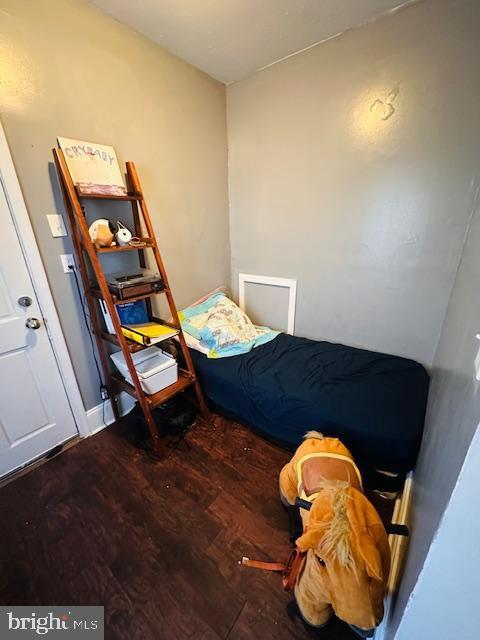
[{"left": 190, "top": 333, "right": 429, "bottom": 473}]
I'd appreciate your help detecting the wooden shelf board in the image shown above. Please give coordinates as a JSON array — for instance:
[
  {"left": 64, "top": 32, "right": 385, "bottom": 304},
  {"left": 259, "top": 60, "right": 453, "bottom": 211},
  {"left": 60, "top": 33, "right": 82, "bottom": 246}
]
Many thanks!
[
  {"left": 111, "top": 371, "right": 194, "bottom": 408},
  {"left": 178, "top": 367, "right": 195, "bottom": 379},
  {"left": 89, "top": 288, "right": 169, "bottom": 304},
  {"left": 100, "top": 331, "right": 146, "bottom": 353},
  {"left": 112, "top": 289, "right": 169, "bottom": 305},
  {"left": 76, "top": 189, "right": 142, "bottom": 201},
  {"left": 150, "top": 316, "right": 180, "bottom": 331},
  {"left": 148, "top": 374, "right": 194, "bottom": 407},
  {"left": 100, "top": 327, "right": 179, "bottom": 353},
  {"left": 96, "top": 239, "right": 153, "bottom": 254}
]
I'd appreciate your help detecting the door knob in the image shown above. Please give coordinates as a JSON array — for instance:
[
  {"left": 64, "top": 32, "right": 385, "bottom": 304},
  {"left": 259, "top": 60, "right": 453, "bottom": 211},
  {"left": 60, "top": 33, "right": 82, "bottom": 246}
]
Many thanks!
[
  {"left": 18, "top": 296, "right": 32, "bottom": 307},
  {"left": 25, "top": 317, "right": 41, "bottom": 330}
]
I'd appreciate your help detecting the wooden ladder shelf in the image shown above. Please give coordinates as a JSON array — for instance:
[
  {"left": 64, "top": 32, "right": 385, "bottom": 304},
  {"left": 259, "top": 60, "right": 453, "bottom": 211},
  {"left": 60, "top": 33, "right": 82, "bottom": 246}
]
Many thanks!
[{"left": 53, "top": 148, "right": 207, "bottom": 456}]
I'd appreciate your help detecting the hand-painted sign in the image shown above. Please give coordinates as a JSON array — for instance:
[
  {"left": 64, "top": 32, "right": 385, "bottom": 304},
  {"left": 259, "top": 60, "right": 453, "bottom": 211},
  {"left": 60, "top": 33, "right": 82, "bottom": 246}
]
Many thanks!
[{"left": 57, "top": 137, "right": 126, "bottom": 195}]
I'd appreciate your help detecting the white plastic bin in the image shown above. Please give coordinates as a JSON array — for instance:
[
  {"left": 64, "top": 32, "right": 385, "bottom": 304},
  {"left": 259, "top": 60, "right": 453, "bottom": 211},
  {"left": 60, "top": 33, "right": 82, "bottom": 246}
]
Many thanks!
[{"left": 110, "top": 347, "right": 178, "bottom": 395}]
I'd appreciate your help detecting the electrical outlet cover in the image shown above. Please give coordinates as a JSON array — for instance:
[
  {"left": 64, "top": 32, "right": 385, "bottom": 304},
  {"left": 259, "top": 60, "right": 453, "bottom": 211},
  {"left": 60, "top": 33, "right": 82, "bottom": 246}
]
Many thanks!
[{"left": 60, "top": 254, "right": 75, "bottom": 273}]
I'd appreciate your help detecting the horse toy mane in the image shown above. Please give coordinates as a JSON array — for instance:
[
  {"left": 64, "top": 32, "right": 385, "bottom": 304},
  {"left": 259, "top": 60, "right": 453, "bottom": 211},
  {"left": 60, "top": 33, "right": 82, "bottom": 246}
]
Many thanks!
[{"left": 316, "top": 479, "right": 354, "bottom": 569}]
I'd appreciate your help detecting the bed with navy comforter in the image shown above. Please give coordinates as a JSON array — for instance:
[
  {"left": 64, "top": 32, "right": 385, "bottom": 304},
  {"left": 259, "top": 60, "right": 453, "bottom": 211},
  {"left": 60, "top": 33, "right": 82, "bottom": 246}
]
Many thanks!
[{"left": 190, "top": 333, "right": 429, "bottom": 473}]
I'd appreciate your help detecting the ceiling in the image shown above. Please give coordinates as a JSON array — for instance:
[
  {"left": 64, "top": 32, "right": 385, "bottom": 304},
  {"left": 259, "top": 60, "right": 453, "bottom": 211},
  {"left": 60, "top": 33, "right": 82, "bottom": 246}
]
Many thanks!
[{"left": 89, "top": 0, "right": 412, "bottom": 84}]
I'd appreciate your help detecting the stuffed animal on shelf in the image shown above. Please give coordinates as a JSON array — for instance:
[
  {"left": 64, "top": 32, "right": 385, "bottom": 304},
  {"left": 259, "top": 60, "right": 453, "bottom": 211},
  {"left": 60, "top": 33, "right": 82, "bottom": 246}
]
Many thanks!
[
  {"left": 279, "top": 432, "right": 390, "bottom": 637},
  {"left": 88, "top": 218, "right": 116, "bottom": 248}
]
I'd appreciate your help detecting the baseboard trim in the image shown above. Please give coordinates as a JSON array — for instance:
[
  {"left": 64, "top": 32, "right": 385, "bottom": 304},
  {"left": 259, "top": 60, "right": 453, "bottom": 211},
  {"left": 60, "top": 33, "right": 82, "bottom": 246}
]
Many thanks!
[
  {"left": 374, "top": 471, "right": 414, "bottom": 640},
  {"left": 86, "top": 392, "right": 136, "bottom": 435}
]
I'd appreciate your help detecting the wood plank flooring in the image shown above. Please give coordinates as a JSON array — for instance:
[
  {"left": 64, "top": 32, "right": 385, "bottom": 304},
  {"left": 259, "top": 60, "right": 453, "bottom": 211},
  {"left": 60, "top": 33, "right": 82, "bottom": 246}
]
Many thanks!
[{"left": 0, "top": 414, "right": 393, "bottom": 639}]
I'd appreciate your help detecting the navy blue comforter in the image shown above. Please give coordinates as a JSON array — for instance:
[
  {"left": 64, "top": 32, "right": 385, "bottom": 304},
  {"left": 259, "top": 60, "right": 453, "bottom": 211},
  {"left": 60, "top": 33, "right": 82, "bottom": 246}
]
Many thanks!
[{"left": 190, "top": 333, "right": 429, "bottom": 472}]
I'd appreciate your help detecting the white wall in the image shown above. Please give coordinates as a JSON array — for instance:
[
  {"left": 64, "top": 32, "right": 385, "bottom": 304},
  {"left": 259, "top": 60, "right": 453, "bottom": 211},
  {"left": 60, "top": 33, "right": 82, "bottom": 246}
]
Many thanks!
[
  {"left": 394, "top": 424, "right": 480, "bottom": 640},
  {"left": 227, "top": 0, "right": 480, "bottom": 367},
  {"left": 387, "top": 145, "right": 480, "bottom": 638}
]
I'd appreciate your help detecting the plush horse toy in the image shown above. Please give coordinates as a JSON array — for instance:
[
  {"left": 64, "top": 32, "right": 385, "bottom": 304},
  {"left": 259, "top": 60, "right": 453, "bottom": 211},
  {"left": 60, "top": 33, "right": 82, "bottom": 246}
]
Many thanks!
[{"left": 278, "top": 431, "right": 391, "bottom": 637}]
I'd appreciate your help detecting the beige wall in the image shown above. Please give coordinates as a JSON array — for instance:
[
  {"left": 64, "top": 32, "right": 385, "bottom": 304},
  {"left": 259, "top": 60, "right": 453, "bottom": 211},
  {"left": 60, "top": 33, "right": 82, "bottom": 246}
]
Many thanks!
[
  {"left": 227, "top": 0, "right": 480, "bottom": 367},
  {"left": 0, "top": 0, "right": 229, "bottom": 409}
]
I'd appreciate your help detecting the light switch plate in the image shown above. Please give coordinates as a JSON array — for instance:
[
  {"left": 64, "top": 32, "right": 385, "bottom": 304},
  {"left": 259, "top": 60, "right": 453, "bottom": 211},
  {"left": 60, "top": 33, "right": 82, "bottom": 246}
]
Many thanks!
[
  {"left": 60, "top": 254, "right": 75, "bottom": 273},
  {"left": 47, "top": 214, "right": 67, "bottom": 237}
]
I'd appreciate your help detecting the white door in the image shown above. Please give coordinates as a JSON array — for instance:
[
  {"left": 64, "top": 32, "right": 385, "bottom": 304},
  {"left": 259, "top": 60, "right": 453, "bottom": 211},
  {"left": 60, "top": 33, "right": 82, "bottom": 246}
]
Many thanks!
[{"left": 0, "top": 179, "right": 78, "bottom": 477}]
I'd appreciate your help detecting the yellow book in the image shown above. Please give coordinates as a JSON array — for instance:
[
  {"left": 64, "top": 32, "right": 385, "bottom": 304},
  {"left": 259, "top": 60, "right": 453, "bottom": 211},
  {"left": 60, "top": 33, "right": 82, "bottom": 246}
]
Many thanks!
[{"left": 121, "top": 322, "right": 179, "bottom": 346}]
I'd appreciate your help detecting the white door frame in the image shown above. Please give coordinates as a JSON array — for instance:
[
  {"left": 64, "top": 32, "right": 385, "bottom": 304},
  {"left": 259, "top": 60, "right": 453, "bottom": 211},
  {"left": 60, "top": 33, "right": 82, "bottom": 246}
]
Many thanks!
[{"left": 0, "top": 119, "right": 88, "bottom": 438}]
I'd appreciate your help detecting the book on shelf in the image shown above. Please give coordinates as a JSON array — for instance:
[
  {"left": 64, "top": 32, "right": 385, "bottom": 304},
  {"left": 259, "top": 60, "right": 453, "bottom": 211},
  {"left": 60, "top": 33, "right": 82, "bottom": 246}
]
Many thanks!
[
  {"left": 121, "top": 322, "right": 179, "bottom": 346},
  {"left": 98, "top": 298, "right": 177, "bottom": 345},
  {"left": 99, "top": 299, "right": 149, "bottom": 334}
]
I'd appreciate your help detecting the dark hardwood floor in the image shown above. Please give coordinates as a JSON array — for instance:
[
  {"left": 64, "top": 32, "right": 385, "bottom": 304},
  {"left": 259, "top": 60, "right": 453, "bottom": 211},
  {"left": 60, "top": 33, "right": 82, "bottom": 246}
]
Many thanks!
[{"left": 0, "top": 413, "right": 392, "bottom": 639}]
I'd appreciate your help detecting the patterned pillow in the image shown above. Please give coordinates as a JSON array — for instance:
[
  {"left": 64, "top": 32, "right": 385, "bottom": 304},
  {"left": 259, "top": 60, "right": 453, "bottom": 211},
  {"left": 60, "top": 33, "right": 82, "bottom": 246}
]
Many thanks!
[{"left": 179, "top": 292, "right": 278, "bottom": 358}]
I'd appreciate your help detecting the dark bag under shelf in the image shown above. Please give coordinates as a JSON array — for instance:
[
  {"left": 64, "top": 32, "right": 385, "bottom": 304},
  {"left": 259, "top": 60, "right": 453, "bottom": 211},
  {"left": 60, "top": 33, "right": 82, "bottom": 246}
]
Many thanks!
[{"left": 127, "top": 394, "right": 197, "bottom": 448}]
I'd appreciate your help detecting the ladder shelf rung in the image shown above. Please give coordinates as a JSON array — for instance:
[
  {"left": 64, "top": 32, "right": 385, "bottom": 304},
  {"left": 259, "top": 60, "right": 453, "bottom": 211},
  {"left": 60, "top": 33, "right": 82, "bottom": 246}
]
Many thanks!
[
  {"left": 96, "top": 239, "right": 154, "bottom": 254},
  {"left": 100, "top": 331, "right": 146, "bottom": 352},
  {"left": 89, "top": 288, "right": 169, "bottom": 305},
  {"left": 179, "top": 367, "right": 196, "bottom": 380},
  {"left": 76, "top": 189, "right": 142, "bottom": 201},
  {"left": 100, "top": 328, "right": 180, "bottom": 352},
  {"left": 150, "top": 316, "right": 180, "bottom": 331},
  {"left": 113, "top": 289, "right": 169, "bottom": 305},
  {"left": 111, "top": 371, "right": 195, "bottom": 408}
]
